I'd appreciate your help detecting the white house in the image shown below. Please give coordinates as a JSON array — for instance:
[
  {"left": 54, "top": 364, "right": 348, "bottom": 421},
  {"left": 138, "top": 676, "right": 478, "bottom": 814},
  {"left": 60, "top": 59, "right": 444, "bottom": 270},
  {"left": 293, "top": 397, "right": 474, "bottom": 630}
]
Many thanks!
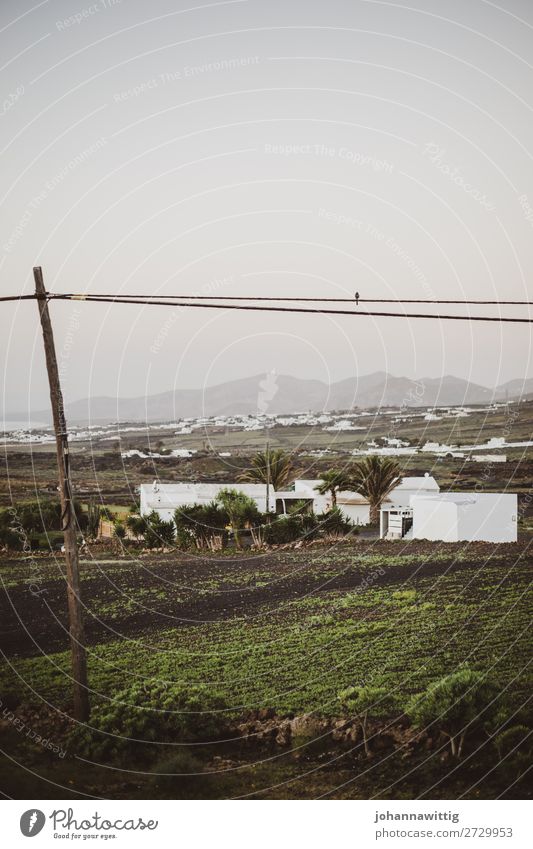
[
  {"left": 385, "top": 474, "right": 440, "bottom": 506},
  {"left": 140, "top": 481, "right": 274, "bottom": 521},
  {"left": 140, "top": 479, "right": 367, "bottom": 524},
  {"left": 140, "top": 479, "right": 374, "bottom": 526},
  {"left": 380, "top": 491, "right": 517, "bottom": 543},
  {"left": 291, "top": 476, "right": 441, "bottom": 526},
  {"left": 139, "top": 474, "right": 442, "bottom": 529},
  {"left": 140, "top": 474, "right": 517, "bottom": 543},
  {"left": 140, "top": 480, "right": 327, "bottom": 520}
]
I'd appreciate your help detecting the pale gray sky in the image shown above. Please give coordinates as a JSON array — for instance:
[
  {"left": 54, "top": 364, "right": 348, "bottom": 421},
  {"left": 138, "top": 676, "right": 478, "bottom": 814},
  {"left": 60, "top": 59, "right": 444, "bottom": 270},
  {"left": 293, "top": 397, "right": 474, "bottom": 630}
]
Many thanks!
[{"left": 1, "top": 0, "right": 532, "bottom": 414}]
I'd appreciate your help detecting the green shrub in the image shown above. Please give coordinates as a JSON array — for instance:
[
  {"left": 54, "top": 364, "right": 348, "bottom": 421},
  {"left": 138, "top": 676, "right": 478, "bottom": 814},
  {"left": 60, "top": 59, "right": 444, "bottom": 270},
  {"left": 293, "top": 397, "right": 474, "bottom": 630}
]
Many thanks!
[
  {"left": 70, "top": 680, "right": 230, "bottom": 761},
  {"left": 174, "top": 502, "right": 228, "bottom": 550},
  {"left": 317, "top": 507, "right": 355, "bottom": 537},
  {"left": 264, "top": 517, "right": 296, "bottom": 545},
  {"left": 338, "top": 685, "right": 396, "bottom": 756},
  {"left": 144, "top": 511, "right": 175, "bottom": 548},
  {"left": 492, "top": 725, "right": 532, "bottom": 788},
  {"left": 494, "top": 724, "right": 531, "bottom": 760},
  {"left": 126, "top": 513, "right": 147, "bottom": 540},
  {"left": 264, "top": 513, "right": 318, "bottom": 545},
  {"left": 113, "top": 522, "right": 126, "bottom": 540},
  {"left": 407, "top": 668, "right": 498, "bottom": 758},
  {"left": 263, "top": 508, "right": 355, "bottom": 545},
  {"left": 1, "top": 499, "right": 88, "bottom": 533}
]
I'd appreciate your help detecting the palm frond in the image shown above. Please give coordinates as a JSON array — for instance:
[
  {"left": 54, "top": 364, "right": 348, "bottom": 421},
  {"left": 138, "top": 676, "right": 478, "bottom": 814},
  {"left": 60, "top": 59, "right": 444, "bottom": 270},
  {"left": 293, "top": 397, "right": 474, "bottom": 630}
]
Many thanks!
[{"left": 238, "top": 448, "right": 293, "bottom": 491}]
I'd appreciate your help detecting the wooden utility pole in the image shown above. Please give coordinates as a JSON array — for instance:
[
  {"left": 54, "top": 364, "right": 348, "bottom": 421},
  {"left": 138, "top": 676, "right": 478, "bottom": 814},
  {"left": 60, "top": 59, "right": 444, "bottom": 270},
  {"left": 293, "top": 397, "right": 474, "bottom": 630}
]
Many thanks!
[
  {"left": 34, "top": 267, "right": 90, "bottom": 721},
  {"left": 265, "top": 431, "right": 271, "bottom": 514}
]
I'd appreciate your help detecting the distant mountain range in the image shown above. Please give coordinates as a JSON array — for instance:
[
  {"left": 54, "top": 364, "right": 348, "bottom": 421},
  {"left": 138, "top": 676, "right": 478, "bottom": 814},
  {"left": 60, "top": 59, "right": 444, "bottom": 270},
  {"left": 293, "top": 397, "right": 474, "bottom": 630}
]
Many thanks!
[{"left": 7, "top": 372, "right": 533, "bottom": 425}]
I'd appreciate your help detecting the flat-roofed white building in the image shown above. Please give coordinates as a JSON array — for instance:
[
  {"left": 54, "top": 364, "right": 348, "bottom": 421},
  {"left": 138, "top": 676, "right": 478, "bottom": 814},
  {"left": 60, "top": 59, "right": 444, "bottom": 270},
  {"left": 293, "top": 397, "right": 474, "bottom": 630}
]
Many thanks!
[
  {"left": 411, "top": 492, "right": 517, "bottom": 543},
  {"left": 140, "top": 480, "right": 325, "bottom": 519},
  {"left": 140, "top": 479, "right": 370, "bottom": 523},
  {"left": 381, "top": 491, "right": 517, "bottom": 543},
  {"left": 140, "top": 481, "right": 274, "bottom": 520},
  {"left": 140, "top": 473, "right": 447, "bottom": 531}
]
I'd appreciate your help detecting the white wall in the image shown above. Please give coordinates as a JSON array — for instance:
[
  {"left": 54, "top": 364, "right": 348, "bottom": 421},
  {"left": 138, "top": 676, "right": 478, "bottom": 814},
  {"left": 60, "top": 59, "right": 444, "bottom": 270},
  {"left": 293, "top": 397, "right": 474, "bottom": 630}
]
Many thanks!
[
  {"left": 412, "top": 494, "right": 518, "bottom": 543},
  {"left": 293, "top": 481, "right": 329, "bottom": 513},
  {"left": 140, "top": 484, "right": 271, "bottom": 518},
  {"left": 149, "top": 507, "right": 175, "bottom": 523},
  {"left": 337, "top": 503, "right": 371, "bottom": 525},
  {"left": 139, "top": 486, "right": 148, "bottom": 516},
  {"left": 456, "top": 494, "right": 517, "bottom": 543},
  {"left": 412, "top": 500, "right": 459, "bottom": 542},
  {"left": 387, "top": 484, "right": 439, "bottom": 507}
]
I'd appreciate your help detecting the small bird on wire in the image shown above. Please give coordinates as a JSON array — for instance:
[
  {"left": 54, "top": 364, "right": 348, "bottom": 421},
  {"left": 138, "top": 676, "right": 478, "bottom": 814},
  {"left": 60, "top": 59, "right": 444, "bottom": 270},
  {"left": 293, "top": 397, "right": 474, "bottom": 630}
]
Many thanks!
[{"left": 355, "top": 291, "right": 360, "bottom": 305}]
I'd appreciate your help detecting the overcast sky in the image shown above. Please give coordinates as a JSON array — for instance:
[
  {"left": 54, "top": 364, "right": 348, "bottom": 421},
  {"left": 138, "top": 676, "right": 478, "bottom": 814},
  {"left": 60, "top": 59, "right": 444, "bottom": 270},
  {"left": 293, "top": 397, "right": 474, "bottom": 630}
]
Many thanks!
[{"left": 1, "top": 0, "right": 532, "bottom": 414}]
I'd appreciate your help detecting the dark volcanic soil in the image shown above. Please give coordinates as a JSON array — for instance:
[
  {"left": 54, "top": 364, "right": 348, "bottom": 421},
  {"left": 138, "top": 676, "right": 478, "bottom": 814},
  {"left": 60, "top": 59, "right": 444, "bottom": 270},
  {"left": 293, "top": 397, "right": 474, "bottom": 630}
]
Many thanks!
[{"left": 1, "top": 539, "right": 529, "bottom": 657}]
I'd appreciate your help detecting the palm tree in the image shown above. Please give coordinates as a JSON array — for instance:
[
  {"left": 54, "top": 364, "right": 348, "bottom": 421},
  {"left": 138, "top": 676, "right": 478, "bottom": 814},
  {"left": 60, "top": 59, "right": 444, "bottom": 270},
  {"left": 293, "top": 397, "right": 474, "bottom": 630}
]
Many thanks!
[
  {"left": 215, "top": 488, "right": 261, "bottom": 549},
  {"left": 349, "top": 456, "right": 401, "bottom": 524},
  {"left": 238, "top": 448, "right": 293, "bottom": 493},
  {"left": 314, "top": 469, "right": 352, "bottom": 507}
]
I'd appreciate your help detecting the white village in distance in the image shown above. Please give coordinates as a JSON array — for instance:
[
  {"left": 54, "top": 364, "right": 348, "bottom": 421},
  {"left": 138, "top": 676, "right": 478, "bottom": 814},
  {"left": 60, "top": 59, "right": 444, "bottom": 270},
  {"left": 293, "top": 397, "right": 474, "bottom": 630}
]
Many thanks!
[{"left": 4, "top": 389, "right": 524, "bottom": 545}]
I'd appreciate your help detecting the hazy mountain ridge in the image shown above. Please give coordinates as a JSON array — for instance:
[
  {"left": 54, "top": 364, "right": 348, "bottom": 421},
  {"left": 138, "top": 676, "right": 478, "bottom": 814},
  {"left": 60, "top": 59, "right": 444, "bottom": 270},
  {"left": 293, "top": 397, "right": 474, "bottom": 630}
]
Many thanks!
[{"left": 8, "top": 373, "right": 533, "bottom": 425}]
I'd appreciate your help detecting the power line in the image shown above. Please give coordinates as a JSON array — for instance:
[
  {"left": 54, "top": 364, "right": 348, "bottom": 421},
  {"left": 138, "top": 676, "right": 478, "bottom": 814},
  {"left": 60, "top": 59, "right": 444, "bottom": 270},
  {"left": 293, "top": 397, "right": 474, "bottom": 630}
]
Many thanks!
[
  {"left": 3, "top": 292, "right": 533, "bottom": 305},
  {"left": 2, "top": 291, "right": 532, "bottom": 321},
  {"left": 41, "top": 293, "right": 533, "bottom": 323},
  {"left": 0, "top": 293, "right": 45, "bottom": 303},
  {"left": 49, "top": 293, "right": 533, "bottom": 305}
]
